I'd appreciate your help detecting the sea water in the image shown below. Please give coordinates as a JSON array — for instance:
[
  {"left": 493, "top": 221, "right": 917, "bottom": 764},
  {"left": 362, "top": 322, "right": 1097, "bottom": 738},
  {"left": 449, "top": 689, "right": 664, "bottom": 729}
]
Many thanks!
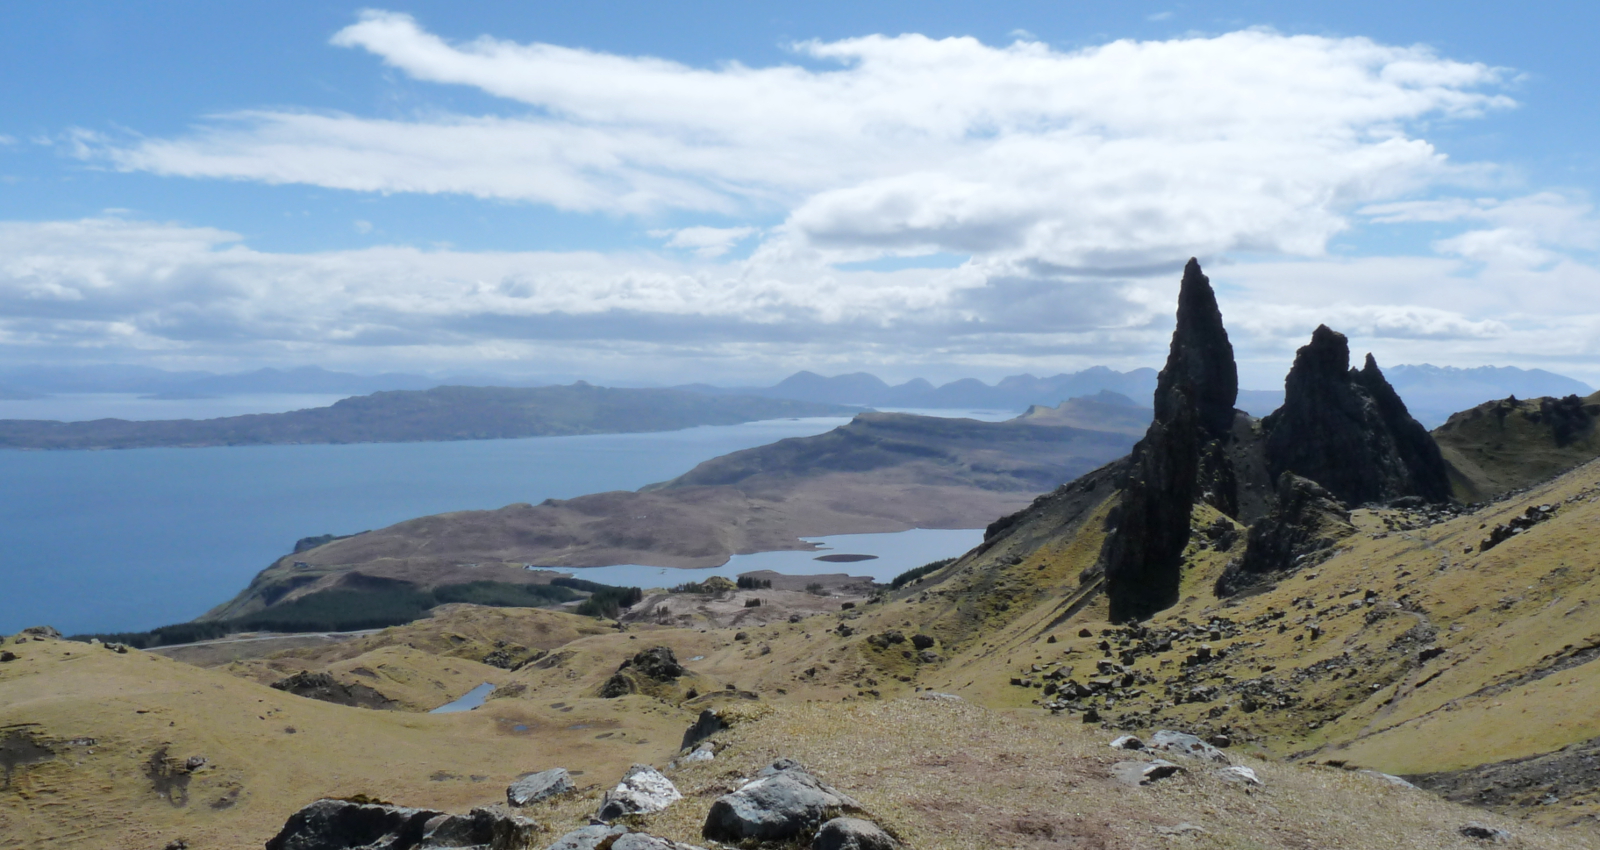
[{"left": 0, "top": 407, "right": 1016, "bottom": 635}]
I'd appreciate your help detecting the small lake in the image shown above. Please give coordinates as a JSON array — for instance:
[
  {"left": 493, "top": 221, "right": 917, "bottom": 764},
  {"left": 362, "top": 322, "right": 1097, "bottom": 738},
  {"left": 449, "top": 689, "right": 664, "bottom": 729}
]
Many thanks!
[
  {"left": 551, "top": 527, "right": 986, "bottom": 589},
  {"left": 430, "top": 682, "right": 496, "bottom": 713},
  {"left": 0, "top": 403, "right": 1018, "bottom": 635}
]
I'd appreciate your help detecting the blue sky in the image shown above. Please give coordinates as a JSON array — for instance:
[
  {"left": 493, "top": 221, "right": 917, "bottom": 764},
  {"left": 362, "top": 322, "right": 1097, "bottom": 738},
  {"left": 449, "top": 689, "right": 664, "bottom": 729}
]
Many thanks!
[{"left": 1, "top": 1, "right": 1596, "bottom": 388}]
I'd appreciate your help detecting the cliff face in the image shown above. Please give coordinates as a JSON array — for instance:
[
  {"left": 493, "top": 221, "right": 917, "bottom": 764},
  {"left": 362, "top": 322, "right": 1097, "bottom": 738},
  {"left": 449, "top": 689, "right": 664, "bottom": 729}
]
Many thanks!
[
  {"left": 1263, "top": 326, "right": 1451, "bottom": 506},
  {"left": 1102, "top": 259, "right": 1245, "bottom": 622}
]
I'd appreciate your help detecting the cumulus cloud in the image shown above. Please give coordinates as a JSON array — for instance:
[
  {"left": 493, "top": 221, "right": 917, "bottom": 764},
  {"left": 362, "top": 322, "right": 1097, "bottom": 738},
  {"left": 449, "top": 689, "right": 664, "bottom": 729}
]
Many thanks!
[
  {"left": 0, "top": 217, "right": 1595, "bottom": 387},
  {"left": 649, "top": 226, "right": 758, "bottom": 258},
  {"left": 28, "top": 16, "right": 1599, "bottom": 384},
  {"left": 86, "top": 14, "right": 1513, "bottom": 271}
]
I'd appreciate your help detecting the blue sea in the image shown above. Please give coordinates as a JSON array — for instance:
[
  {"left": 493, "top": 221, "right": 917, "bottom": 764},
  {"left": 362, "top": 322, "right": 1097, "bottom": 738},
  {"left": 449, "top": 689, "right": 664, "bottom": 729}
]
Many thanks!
[{"left": 0, "top": 396, "right": 1014, "bottom": 635}]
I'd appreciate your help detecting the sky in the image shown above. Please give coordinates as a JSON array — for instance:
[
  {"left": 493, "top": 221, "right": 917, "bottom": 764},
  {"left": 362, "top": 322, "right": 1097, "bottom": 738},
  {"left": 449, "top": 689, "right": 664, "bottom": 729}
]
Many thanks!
[{"left": 1, "top": 1, "right": 1597, "bottom": 389}]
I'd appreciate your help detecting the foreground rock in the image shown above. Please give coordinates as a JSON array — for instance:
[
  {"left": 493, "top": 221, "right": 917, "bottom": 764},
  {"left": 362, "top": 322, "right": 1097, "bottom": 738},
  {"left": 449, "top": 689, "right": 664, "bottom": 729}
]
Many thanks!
[
  {"left": 545, "top": 824, "right": 708, "bottom": 850},
  {"left": 811, "top": 817, "right": 899, "bottom": 850},
  {"left": 703, "top": 759, "right": 868, "bottom": 844},
  {"left": 507, "top": 767, "right": 573, "bottom": 807},
  {"left": 598, "top": 764, "right": 681, "bottom": 821},
  {"left": 265, "top": 799, "right": 534, "bottom": 850},
  {"left": 1111, "top": 759, "right": 1185, "bottom": 786}
]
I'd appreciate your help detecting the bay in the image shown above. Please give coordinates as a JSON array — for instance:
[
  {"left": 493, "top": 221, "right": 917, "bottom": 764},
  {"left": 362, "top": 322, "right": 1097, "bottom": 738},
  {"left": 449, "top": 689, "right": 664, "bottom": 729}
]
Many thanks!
[
  {"left": 0, "top": 416, "right": 854, "bottom": 635},
  {"left": 0, "top": 407, "right": 1019, "bottom": 636}
]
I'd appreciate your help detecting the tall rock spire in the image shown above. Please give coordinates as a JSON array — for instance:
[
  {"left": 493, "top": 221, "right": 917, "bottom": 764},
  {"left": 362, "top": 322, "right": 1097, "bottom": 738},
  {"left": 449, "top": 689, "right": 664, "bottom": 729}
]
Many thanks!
[{"left": 1102, "top": 259, "right": 1243, "bottom": 622}]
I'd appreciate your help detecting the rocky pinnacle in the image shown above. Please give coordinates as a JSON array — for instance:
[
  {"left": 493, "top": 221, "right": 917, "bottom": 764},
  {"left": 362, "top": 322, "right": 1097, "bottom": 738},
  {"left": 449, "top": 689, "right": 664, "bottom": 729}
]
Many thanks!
[
  {"left": 1102, "top": 259, "right": 1240, "bottom": 622},
  {"left": 1263, "top": 326, "right": 1451, "bottom": 505}
]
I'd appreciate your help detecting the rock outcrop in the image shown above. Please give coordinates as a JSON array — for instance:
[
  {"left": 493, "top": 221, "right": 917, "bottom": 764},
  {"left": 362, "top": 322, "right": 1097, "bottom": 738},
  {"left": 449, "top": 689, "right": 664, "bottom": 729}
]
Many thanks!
[
  {"left": 264, "top": 799, "right": 535, "bottom": 850},
  {"left": 270, "top": 670, "right": 397, "bottom": 711},
  {"left": 1102, "top": 259, "right": 1246, "bottom": 621},
  {"left": 1216, "top": 474, "right": 1357, "bottom": 594},
  {"left": 1262, "top": 326, "right": 1451, "bottom": 506},
  {"left": 599, "top": 646, "right": 686, "bottom": 698}
]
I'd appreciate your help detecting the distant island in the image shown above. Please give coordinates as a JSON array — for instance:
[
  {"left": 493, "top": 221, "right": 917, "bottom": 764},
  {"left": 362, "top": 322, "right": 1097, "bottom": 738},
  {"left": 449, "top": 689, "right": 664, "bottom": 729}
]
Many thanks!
[{"left": 0, "top": 383, "right": 859, "bottom": 450}]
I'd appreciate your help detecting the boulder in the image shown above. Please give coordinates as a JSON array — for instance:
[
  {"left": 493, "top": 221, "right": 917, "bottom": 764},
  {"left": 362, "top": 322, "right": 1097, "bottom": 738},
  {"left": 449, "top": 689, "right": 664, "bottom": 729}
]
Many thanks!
[
  {"left": 1459, "top": 823, "right": 1512, "bottom": 843},
  {"left": 811, "top": 817, "right": 898, "bottom": 850},
  {"left": 1148, "top": 730, "right": 1229, "bottom": 764},
  {"left": 507, "top": 768, "right": 573, "bottom": 807},
  {"left": 597, "top": 764, "right": 681, "bottom": 821},
  {"left": 264, "top": 799, "right": 446, "bottom": 850},
  {"left": 1109, "top": 735, "right": 1144, "bottom": 751},
  {"left": 910, "top": 634, "right": 934, "bottom": 650},
  {"left": 680, "top": 709, "right": 722, "bottom": 751},
  {"left": 627, "top": 646, "right": 686, "bottom": 681},
  {"left": 703, "top": 760, "right": 864, "bottom": 844},
  {"left": 420, "top": 806, "right": 537, "bottom": 849},
  {"left": 1215, "top": 765, "right": 1262, "bottom": 786},
  {"left": 1111, "top": 759, "right": 1185, "bottom": 787},
  {"left": 545, "top": 824, "right": 628, "bottom": 850},
  {"left": 262, "top": 801, "right": 536, "bottom": 850}
]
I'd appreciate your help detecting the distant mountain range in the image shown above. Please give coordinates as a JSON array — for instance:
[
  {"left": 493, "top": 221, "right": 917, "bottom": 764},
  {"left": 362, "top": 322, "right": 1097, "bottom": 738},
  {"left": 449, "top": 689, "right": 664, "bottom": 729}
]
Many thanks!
[
  {"left": 676, "top": 366, "right": 1162, "bottom": 411},
  {"left": 1, "top": 362, "right": 1588, "bottom": 428},
  {"left": 680, "top": 364, "right": 1593, "bottom": 427}
]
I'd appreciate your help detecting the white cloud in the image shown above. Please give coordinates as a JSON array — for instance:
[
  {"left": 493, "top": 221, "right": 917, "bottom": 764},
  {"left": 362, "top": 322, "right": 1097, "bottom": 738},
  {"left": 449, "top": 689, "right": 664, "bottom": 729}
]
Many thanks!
[
  {"left": 84, "top": 14, "right": 1513, "bottom": 271},
  {"left": 649, "top": 226, "right": 758, "bottom": 258},
  {"left": 0, "top": 134, "right": 16, "bottom": 147},
  {"left": 1146, "top": 12, "right": 1174, "bottom": 22},
  {"left": 353, "top": 219, "right": 374, "bottom": 234},
  {"left": 0, "top": 217, "right": 1596, "bottom": 389}
]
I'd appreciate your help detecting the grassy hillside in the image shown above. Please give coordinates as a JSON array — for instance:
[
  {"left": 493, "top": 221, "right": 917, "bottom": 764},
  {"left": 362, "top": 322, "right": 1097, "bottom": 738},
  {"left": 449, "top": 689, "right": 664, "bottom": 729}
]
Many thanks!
[
  {"left": 0, "top": 383, "right": 857, "bottom": 450},
  {"left": 1435, "top": 391, "right": 1600, "bottom": 501}
]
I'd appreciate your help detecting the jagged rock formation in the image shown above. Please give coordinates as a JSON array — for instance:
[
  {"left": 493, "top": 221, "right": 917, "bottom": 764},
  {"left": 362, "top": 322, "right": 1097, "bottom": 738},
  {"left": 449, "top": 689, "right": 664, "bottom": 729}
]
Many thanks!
[
  {"left": 1263, "top": 326, "right": 1451, "bottom": 506},
  {"left": 1102, "top": 259, "right": 1246, "bottom": 621},
  {"left": 1216, "top": 474, "right": 1356, "bottom": 595},
  {"left": 1100, "top": 267, "right": 1454, "bottom": 620}
]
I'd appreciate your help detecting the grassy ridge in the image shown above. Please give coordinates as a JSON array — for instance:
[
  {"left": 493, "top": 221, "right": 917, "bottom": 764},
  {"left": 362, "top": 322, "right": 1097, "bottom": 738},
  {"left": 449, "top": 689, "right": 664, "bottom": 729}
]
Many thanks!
[{"left": 72, "top": 579, "right": 638, "bottom": 648}]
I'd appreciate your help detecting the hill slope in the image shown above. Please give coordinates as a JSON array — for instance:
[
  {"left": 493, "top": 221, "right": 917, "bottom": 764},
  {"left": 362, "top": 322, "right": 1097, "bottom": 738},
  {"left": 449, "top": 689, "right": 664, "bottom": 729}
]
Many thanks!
[{"left": 1434, "top": 391, "right": 1600, "bottom": 501}]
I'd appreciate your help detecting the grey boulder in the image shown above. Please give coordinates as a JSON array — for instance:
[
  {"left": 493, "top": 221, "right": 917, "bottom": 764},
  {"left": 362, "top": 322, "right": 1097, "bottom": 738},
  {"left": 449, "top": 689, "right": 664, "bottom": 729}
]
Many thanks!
[
  {"left": 544, "top": 825, "right": 708, "bottom": 850},
  {"left": 265, "top": 799, "right": 535, "bottom": 850},
  {"left": 811, "top": 817, "right": 898, "bottom": 850},
  {"left": 703, "top": 760, "right": 864, "bottom": 844},
  {"left": 1111, "top": 759, "right": 1185, "bottom": 787},
  {"left": 597, "top": 764, "right": 682, "bottom": 821},
  {"left": 507, "top": 768, "right": 574, "bottom": 807},
  {"left": 1148, "top": 730, "right": 1229, "bottom": 764}
]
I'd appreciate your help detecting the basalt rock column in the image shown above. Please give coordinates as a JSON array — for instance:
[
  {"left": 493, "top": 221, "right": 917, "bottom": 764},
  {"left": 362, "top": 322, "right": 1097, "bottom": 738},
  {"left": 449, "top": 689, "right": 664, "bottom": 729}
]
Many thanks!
[
  {"left": 1103, "top": 259, "right": 1240, "bottom": 622},
  {"left": 1262, "top": 326, "right": 1451, "bottom": 505}
]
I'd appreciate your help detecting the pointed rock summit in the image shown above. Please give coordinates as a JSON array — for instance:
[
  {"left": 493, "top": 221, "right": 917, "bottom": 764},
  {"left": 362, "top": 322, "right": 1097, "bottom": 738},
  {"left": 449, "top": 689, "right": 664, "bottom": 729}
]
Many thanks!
[
  {"left": 1102, "top": 259, "right": 1246, "bottom": 622},
  {"left": 1263, "top": 325, "right": 1451, "bottom": 506}
]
